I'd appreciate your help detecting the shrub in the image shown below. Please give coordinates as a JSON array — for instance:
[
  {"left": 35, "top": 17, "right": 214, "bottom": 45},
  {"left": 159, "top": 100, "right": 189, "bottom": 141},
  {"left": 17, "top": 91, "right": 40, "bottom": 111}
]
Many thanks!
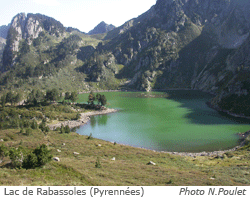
[
  {"left": 75, "top": 113, "right": 81, "bottom": 120},
  {"left": 22, "top": 144, "right": 52, "bottom": 169},
  {"left": 39, "top": 121, "right": 49, "bottom": 132},
  {"left": 44, "top": 126, "right": 50, "bottom": 133},
  {"left": 0, "top": 144, "right": 9, "bottom": 161},
  {"left": 60, "top": 125, "right": 65, "bottom": 134},
  {"left": 31, "top": 120, "right": 38, "bottom": 129},
  {"left": 95, "top": 157, "right": 101, "bottom": 168},
  {"left": 87, "top": 133, "right": 93, "bottom": 140},
  {"left": 64, "top": 125, "right": 70, "bottom": 134},
  {"left": 24, "top": 128, "right": 32, "bottom": 136},
  {"left": 54, "top": 127, "right": 60, "bottom": 131},
  {"left": 21, "top": 119, "right": 30, "bottom": 128},
  {"left": 9, "top": 147, "right": 24, "bottom": 169},
  {"left": 33, "top": 144, "right": 52, "bottom": 166},
  {"left": 9, "top": 119, "right": 19, "bottom": 129},
  {"left": 22, "top": 153, "right": 38, "bottom": 169}
]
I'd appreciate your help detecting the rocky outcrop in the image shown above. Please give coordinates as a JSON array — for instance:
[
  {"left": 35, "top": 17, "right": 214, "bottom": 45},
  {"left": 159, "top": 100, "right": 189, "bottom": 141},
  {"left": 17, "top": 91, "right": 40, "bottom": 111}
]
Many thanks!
[
  {"left": 0, "top": 37, "right": 6, "bottom": 66},
  {"left": 2, "top": 13, "right": 65, "bottom": 70},
  {"left": 24, "top": 16, "right": 44, "bottom": 45}
]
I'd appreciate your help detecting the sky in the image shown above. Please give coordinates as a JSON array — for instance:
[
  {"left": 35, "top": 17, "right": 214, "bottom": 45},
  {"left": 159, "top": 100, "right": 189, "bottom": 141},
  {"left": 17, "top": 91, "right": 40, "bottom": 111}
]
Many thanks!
[{"left": 0, "top": 0, "right": 156, "bottom": 33}]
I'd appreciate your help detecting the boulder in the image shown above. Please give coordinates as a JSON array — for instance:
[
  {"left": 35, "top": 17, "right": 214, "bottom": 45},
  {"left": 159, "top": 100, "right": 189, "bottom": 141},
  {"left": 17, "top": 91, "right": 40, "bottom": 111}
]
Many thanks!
[
  {"left": 147, "top": 161, "right": 156, "bottom": 165},
  {"left": 53, "top": 157, "right": 60, "bottom": 162}
]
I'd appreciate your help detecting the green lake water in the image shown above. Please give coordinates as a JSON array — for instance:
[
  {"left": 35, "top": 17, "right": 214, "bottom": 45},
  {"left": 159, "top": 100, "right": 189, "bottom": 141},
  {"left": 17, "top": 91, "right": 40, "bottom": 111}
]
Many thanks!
[{"left": 76, "top": 90, "right": 250, "bottom": 152}]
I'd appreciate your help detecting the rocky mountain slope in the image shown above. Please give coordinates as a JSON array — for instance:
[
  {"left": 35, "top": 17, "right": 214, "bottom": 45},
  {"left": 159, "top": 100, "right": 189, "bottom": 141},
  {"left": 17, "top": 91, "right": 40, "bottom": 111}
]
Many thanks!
[
  {"left": 0, "top": 25, "right": 9, "bottom": 68},
  {"left": 1, "top": 0, "right": 250, "bottom": 116},
  {"left": 82, "top": 0, "right": 250, "bottom": 116},
  {"left": 0, "top": 37, "right": 6, "bottom": 68},
  {"left": 88, "top": 21, "right": 115, "bottom": 35},
  {"left": 0, "top": 13, "right": 105, "bottom": 92},
  {"left": 0, "top": 24, "right": 10, "bottom": 39},
  {"left": 2, "top": 13, "right": 65, "bottom": 70}
]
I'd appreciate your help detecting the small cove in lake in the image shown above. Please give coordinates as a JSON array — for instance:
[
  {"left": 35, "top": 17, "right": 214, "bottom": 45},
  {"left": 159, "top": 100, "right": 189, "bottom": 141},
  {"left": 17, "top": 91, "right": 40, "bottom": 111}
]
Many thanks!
[{"left": 76, "top": 90, "right": 250, "bottom": 152}]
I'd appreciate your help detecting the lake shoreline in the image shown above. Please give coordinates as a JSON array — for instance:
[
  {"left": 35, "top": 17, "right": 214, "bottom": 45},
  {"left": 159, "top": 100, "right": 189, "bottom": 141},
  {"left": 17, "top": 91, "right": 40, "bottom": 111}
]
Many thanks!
[
  {"left": 48, "top": 106, "right": 250, "bottom": 157},
  {"left": 48, "top": 108, "right": 118, "bottom": 130},
  {"left": 163, "top": 134, "right": 248, "bottom": 158},
  {"left": 117, "top": 130, "right": 250, "bottom": 158},
  {"left": 206, "top": 101, "right": 250, "bottom": 120},
  {"left": 81, "top": 89, "right": 250, "bottom": 120},
  {"left": 50, "top": 90, "right": 250, "bottom": 157}
]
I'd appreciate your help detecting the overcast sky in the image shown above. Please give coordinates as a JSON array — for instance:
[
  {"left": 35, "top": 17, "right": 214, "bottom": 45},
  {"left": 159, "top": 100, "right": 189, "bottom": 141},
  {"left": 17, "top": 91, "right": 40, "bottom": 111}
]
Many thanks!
[{"left": 0, "top": 0, "right": 156, "bottom": 32}]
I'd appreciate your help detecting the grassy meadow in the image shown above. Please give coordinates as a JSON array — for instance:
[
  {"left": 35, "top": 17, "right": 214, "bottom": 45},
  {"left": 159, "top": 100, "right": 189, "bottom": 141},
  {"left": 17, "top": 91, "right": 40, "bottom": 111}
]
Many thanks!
[{"left": 1, "top": 125, "right": 250, "bottom": 186}]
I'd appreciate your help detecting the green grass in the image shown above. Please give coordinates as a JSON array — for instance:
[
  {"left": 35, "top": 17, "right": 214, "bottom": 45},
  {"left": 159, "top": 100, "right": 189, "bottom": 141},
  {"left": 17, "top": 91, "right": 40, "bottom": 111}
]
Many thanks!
[{"left": 1, "top": 127, "right": 250, "bottom": 186}]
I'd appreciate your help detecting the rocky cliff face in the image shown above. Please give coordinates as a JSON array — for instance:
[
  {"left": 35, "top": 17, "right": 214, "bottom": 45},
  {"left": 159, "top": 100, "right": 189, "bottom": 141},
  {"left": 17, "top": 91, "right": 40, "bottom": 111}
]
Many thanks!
[
  {"left": 2, "top": 13, "right": 65, "bottom": 70},
  {"left": 88, "top": 21, "right": 115, "bottom": 35},
  {"left": 0, "top": 37, "right": 6, "bottom": 68}
]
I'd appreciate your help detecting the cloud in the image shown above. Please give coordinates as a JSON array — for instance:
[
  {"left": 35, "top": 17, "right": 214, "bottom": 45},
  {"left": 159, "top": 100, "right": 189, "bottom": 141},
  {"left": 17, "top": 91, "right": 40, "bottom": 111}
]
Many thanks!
[{"left": 33, "top": 0, "right": 60, "bottom": 6}]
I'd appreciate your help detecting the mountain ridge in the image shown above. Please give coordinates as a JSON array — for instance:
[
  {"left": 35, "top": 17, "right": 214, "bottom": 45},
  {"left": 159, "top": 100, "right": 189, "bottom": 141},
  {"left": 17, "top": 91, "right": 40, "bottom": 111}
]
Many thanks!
[
  {"left": 88, "top": 21, "right": 115, "bottom": 35},
  {"left": 1, "top": 0, "right": 250, "bottom": 116}
]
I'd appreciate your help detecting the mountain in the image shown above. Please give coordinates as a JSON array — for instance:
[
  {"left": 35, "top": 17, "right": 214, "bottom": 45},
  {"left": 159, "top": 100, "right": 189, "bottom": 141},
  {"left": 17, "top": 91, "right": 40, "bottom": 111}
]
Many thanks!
[
  {"left": 82, "top": 0, "right": 250, "bottom": 116},
  {"left": 1, "top": 0, "right": 250, "bottom": 117},
  {"left": 0, "top": 12, "right": 103, "bottom": 91},
  {"left": 0, "top": 24, "right": 10, "bottom": 39},
  {"left": 0, "top": 37, "right": 6, "bottom": 69},
  {"left": 66, "top": 27, "right": 86, "bottom": 34},
  {"left": 0, "top": 25, "right": 9, "bottom": 66},
  {"left": 2, "top": 13, "right": 65, "bottom": 70},
  {"left": 88, "top": 21, "right": 115, "bottom": 35}
]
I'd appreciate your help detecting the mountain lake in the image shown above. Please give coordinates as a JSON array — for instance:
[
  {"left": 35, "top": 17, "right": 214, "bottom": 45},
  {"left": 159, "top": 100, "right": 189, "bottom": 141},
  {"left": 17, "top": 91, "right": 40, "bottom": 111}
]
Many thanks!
[{"left": 76, "top": 90, "right": 250, "bottom": 152}]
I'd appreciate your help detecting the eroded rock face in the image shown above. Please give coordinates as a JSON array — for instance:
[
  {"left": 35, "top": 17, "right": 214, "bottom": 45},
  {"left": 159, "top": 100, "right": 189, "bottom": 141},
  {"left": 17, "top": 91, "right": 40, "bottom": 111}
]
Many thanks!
[
  {"left": 25, "top": 17, "right": 44, "bottom": 45},
  {"left": 9, "top": 13, "right": 26, "bottom": 52},
  {"left": 1, "top": 13, "right": 25, "bottom": 69},
  {"left": 2, "top": 13, "right": 65, "bottom": 70}
]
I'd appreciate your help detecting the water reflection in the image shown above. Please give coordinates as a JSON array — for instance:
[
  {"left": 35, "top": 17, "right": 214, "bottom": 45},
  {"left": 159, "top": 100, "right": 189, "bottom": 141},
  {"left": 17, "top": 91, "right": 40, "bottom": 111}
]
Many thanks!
[
  {"left": 97, "top": 115, "right": 108, "bottom": 126},
  {"left": 90, "top": 117, "right": 97, "bottom": 128},
  {"left": 90, "top": 114, "right": 109, "bottom": 128}
]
